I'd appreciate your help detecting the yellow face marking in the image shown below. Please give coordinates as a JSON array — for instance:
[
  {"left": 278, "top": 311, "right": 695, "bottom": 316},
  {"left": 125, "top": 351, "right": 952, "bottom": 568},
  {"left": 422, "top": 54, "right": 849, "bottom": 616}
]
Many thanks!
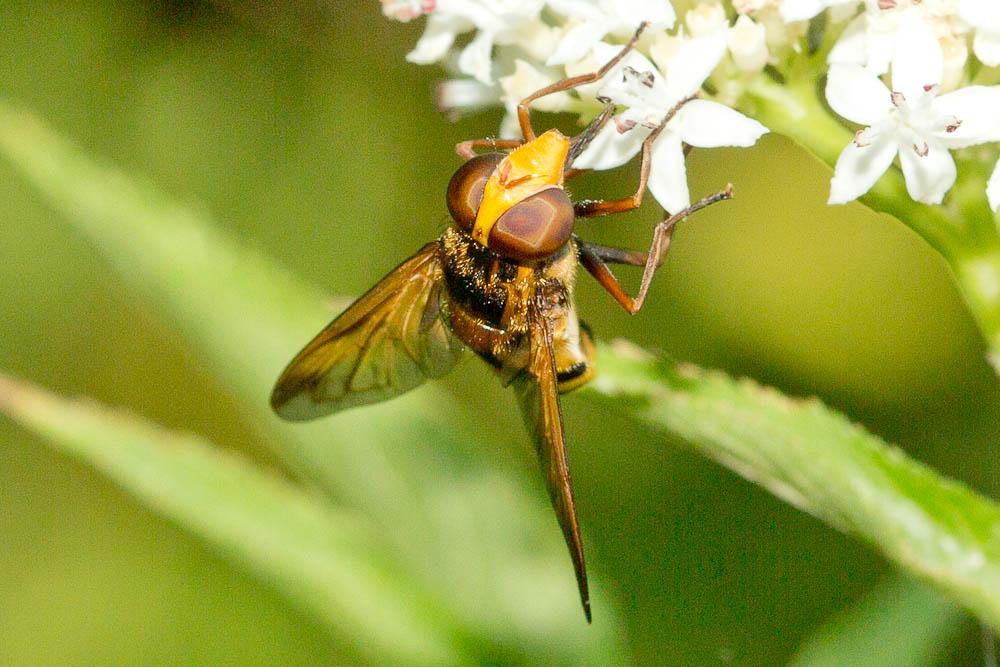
[
  {"left": 515, "top": 265, "right": 535, "bottom": 281},
  {"left": 472, "top": 129, "right": 570, "bottom": 247}
]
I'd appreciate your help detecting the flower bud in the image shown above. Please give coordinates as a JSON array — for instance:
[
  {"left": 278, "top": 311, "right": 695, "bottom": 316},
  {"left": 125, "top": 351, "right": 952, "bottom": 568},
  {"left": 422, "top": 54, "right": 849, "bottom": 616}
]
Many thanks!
[
  {"left": 686, "top": 2, "right": 727, "bottom": 38},
  {"left": 940, "top": 33, "right": 969, "bottom": 91},
  {"left": 728, "top": 15, "right": 769, "bottom": 72}
]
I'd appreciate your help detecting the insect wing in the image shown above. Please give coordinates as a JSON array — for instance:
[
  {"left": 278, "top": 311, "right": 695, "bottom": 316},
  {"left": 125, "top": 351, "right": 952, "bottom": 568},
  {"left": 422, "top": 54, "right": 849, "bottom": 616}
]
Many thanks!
[
  {"left": 513, "top": 296, "right": 591, "bottom": 622},
  {"left": 271, "top": 242, "right": 464, "bottom": 421}
]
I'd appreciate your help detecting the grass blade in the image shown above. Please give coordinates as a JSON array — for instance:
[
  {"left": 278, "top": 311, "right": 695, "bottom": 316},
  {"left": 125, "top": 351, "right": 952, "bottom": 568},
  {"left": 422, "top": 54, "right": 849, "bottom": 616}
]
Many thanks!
[
  {"left": 789, "top": 577, "right": 967, "bottom": 667},
  {"left": 586, "top": 341, "right": 1000, "bottom": 628},
  {"left": 0, "top": 374, "right": 462, "bottom": 665}
]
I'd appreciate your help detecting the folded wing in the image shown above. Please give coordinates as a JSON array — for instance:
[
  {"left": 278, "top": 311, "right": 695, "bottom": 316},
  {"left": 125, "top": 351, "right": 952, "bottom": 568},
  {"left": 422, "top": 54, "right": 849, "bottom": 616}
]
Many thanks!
[
  {"left": 513, "top": 294, "right": 591, "bottom": 622},
  {"left": 271, "top": 242, "right": 464, "bottom": 421}
]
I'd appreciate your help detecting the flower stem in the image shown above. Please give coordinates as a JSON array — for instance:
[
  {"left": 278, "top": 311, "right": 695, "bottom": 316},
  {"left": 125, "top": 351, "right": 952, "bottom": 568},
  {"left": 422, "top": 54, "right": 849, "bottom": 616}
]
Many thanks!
[{"left": 743, "top": 74, "right": 1000, "bottom": 373}]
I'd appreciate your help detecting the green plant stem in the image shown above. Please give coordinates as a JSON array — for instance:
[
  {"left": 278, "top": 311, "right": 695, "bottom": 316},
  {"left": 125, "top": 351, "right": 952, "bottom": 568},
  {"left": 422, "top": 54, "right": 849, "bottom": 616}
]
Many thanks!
[
  {"left": 743, "top": 75, "right": 1000, "bottom": 371},
  {"left": 583, "top": 341, "right": 1000, "bottom": 629}
]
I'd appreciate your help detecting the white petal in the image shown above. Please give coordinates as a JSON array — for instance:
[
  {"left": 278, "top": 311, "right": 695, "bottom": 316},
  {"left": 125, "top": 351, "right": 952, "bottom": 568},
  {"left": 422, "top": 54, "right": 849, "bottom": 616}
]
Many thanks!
[
  {"left": 513, "top": 18, "right": 560, "bottom": 62},
  {"left": 572, "top": 121, "right": 648, "bottom": 171},
  {"left": 547, "top": 0, "right": 604, "bottom": 22},
  {"left": 781, "top": 0, "right": 825, "bottom": 22},
  {"left": 828, "top": 14, "right": 867, "bottom": 66},
  {"left": 677, "top": 100, "right": 768, "bottom": 147},
  {"left": 960, "top": 0, "right": 1000, "bottom": 32},
  {"left": 664, "top": 28, "right": 727, "bottom": 101},
  {"left": 547, "top": 20, "right": 609, "bottom": 66},
  {"left": 828, "top": 135, "right": 897, "bottom": 204},
  {"left": 988, "top": 158, "right": 1000, "bottom": 212},
  {"left": 594, "top": 48, "right": 670, "bottom": 108},
  {"left": 973, "top": 30, "right": 1000, "bottom": 67},
  {"left": 728, "top": 15, "right": 769, "bottom": 72},
  {"left": 585, "top": 41, "right": 627, "bottom": 70},
  {"left": 826, "top": 65, "right": 892, "bottom": 125},
  {"left": 611, "top": 0, "right": 675, "bottom": 27},
  {"left": 898, "top": 141, "right": 956, "bottom": 204},
  {"left": 891, "top": 11, "right": 943, "bottom": 99},
  {"left": 437, "top": 78, "right": 498, "bottom": 113},
  {"left": 616, "top": 106, "right": 651, "bottom": 128},
  {"left": 865, "top": 28, "right": 895, "bottom": 76},
  {"left": 498, "top": 110, "right": 521, "bottom": 140},
  {"left": 684, "top": 2, "right": 726, "bottom": 37},
  {"left": 406, "top": 15, "right": 461, "bottom": 64},
  {"left": 647, "top": 131, "right": 690, "bottom": 214},
  {"left": 457, "top": 30, "right": 496, "bottom": 84},
  {"left": 436, "top": 0, "right": 496, "bottom": 26},
  {"left": 933, "top": 86, "right": 1000, "bottom": 147}
]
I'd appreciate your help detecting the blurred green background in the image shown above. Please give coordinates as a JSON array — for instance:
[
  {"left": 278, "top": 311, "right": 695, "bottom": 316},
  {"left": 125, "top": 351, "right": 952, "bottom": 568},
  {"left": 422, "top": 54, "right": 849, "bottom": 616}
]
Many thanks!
[{"left": 1, "top": 1, "right": 998, "bottom": 664}]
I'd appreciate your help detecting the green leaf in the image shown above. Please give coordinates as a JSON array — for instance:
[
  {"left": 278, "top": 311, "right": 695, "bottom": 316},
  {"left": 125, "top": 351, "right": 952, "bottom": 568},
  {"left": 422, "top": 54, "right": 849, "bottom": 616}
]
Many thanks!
[
  {"left": 789, "top": 576, "right": 968, "bottom": 667},
  {"left": 0, "top": 374, "right": 462, "bottom": 666},
  {"left": 585, "top": 341, "right": 1000, "bottom": 628},
  {"left": 0, "top": 101, "right": 622, "bottom": 662}
]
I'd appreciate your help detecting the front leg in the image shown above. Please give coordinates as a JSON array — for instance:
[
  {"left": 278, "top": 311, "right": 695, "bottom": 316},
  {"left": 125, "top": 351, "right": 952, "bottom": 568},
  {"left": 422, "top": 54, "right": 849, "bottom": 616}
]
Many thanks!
[
  {"left": 517, "top": 22, "right": 651, "bottom": 141},
  {"left": 455, "top": 138, "right": 524, "bottom": 160},
  {"left": 578, "top": 186, "right": 734, "bottom": 314},
  {"left": 572, "top": 94, "right": 697, "bottom": 219}
]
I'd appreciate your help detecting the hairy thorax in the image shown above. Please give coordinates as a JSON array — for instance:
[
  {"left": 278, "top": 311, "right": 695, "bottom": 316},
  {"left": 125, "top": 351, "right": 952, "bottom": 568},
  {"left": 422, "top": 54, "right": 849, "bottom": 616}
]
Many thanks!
[{"left": 437, "top": 225, "right": 582, "bottom": 379}]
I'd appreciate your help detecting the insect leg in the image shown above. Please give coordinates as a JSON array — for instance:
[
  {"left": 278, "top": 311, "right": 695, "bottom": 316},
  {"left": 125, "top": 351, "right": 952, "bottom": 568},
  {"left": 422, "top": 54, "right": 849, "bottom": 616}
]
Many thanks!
[
  {"left": 454, "top": 138, "right": 524, "bottom": 159},
  {"left": 577, "top": 242, "right": 647, "bottom": 266},
  {"left": 517, "top": 22, "right": 651, "bottom": 141},
  {"left": 563, "top": 168, "right": 591, "bottom": 182},
  {"left": 577, "top": 185, "right": 733, "bottom": 314},
  {"left": 572, "top": 93, "right": 697, "bottom": 219},
  {"left": 566, "top": 98, "right": 616, "bottom": 168}
]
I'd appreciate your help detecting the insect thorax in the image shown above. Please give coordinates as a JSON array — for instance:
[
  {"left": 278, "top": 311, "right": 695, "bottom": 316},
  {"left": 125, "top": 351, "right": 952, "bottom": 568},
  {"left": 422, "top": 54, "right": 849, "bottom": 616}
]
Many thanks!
[{"left": 437, "top": 225, "right": 576, "bottom": 370}]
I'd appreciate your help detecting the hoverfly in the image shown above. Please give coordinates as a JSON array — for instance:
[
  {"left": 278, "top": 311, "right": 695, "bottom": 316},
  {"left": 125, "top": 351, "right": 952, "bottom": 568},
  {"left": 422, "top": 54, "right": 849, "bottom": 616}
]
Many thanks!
[{"left": 271, "top": 24, "right": 732, "bottom": 622}]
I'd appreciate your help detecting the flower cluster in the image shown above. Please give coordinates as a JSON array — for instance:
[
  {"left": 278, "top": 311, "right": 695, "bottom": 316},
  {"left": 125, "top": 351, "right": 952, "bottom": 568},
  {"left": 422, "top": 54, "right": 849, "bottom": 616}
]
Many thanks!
[{"left": 381, "top": 0, "right": 1000, "bottom": 213}]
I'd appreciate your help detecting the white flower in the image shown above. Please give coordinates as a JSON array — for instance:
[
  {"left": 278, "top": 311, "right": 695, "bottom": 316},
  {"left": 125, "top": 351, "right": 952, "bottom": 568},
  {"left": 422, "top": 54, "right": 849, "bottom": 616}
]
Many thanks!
[
  {"left": 381, "top": 0, "right": 434, "bottom": 22},
  {"left": 780, "top": 0, "right": 858, "bottom": 23},
  {"left": 826, "top": 14, "right": 1000, "bottom": 205},
  {"left": 405, "top": 0, "right": 547, "bottom": 84},
  {"left": 828, "top": 7, "right": 906, "bottom": 74},
  {"left": 545, "top": 0, "right": 675, "bottom": 66},
  {"left": 959, "top": 0, "right": 1000, "bottom": 66},
  {"left": 573, "top": 30, "right": 768, "bottom": 214},
  {"left": 829, "top": 1, "right": 967, "bottom": 76}
]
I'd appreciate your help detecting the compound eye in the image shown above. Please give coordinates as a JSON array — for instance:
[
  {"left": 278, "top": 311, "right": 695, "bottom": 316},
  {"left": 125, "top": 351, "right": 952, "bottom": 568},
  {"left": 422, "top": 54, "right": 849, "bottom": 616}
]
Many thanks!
[
  {"left": 489, "top": 187, "right": 575, "bottom": 261},
  {"left": 446, "top": 152, "right": 504, "bottom": 230}
]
